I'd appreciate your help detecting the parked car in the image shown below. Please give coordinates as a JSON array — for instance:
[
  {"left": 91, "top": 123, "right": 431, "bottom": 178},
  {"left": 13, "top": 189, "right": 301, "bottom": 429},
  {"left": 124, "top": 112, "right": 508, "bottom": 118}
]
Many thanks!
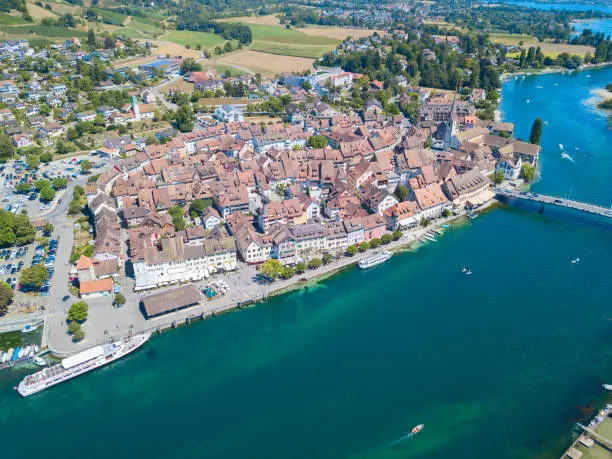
[{"left": 62, "top": 295, "right": 70, "bottom": 301}]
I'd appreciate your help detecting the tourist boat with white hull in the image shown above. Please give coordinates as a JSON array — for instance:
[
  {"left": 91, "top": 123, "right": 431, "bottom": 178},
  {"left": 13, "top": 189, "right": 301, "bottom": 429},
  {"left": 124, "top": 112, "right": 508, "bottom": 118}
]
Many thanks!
[
  {"left": 358, "top": 251, "right": 393, "bottom": 269},
  {"left": 17, "top": 333, "right": 151, "bottom": 397}
]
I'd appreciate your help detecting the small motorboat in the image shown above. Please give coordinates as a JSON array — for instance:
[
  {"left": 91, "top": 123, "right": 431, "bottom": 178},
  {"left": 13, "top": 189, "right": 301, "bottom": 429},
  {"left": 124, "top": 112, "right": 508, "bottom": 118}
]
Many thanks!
[
  {"left": 12, "top": 347, "right": 21, "bottom": 361},
  {"left": 1, "top": 352, "right": 8, "bottom": 363},
  {"left": 526, "top": 99, "right": 530, "bottom": 104},
  {"left": 559, "top": 144, "right": 564, "bottom": 150},
  {"left": 22, "top": 323, "right": 39, "bottom": 333},
  {"left": 461, "top": 267, "right": 467, "bottom": 273},
  {"left": 603, "top": 384, "right": 612, "bottom": 391},
  {"left": 33, "top": 356, "right": 46, "bottom": 367},
  {"left": 412, "top": 424, "right": 424, "bottom": 434},
  {"left": 571, "top": 258, "right": 580, "bottom": 264},
  {"left": 466, "top": 270, "right": 472, "bottom": 276},
  {"left": 23, "top": 346, "right": 31, "bottom": 356},
  {"left": 441, "top": 224, "right": 450, "bottom": 229},
  {"left": 536, "top": 85, "right": 543, "bottom": 89}
]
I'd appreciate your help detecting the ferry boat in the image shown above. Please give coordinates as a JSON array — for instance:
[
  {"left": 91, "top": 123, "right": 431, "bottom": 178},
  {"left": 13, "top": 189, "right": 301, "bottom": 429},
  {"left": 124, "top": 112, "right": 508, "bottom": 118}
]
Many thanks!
[
  {"left": 17, "top": 333, "right": 151, "bottom": 397},
  {"left": 358, "top": 251, "right": 392, "bottom": 270}
]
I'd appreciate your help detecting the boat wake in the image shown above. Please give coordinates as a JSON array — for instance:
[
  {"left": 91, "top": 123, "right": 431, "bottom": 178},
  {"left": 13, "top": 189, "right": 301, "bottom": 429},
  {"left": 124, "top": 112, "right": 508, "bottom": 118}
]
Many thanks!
[
  {"left": 385, "top": 432, "right": 415, "bottom": 448},
  {"left": 561, "top": 152, "right": 576, "bottom": 163}
]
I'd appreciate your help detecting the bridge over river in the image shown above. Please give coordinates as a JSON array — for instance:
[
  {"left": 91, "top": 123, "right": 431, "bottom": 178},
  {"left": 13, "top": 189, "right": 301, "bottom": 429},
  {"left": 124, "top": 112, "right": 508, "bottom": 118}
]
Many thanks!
[{"left": 495, "top": 188, "right": 612, "bottom": 219}]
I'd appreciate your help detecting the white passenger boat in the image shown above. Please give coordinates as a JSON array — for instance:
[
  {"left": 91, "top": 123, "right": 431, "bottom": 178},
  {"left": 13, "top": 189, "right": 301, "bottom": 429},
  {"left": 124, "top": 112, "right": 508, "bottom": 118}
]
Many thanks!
[
  {"left": 358, "top": 251, "right": 393, "bottom": 270},
  {"left": 17, "top": 333, "right": 151, "bottom": 397}
]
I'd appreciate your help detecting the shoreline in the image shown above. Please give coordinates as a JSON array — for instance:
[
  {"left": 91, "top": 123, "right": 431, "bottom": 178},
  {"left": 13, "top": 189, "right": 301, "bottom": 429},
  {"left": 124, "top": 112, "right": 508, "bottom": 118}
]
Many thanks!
[
  {"left": 496, "top": 62, "right": 612, "bottom": 122},
  {"left": 45, "top": 202, "right": 497, "bottom": 357}
]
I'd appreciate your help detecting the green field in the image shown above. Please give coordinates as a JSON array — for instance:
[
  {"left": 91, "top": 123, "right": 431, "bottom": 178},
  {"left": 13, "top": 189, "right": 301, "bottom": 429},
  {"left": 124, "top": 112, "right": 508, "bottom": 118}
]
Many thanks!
[
  {"left": 92, "top": 7, "right": 128, "bottom": 26},
  {"left": 250, "top": 42, "right": 332, "bottom": 58},
  {"left": 213, "top": 64, "right": 246, "bottom": 76},
  {"left": 248, "top": 24, "right": 339, "bottom": 46},
  {"left": 489, "top": 32, "right": 538, "bottom": 46},
  {"left": 27, "top": 37, "right": 53, "bottom": 47},
  {"left": 0, "top": 25, "right": 88, "bottom": 38},
  {"left": 0, "top": 13, "right": 27, "bottom": 25},
  {"left": 166, "top": 30, "right": 226, "bottom": 49}
]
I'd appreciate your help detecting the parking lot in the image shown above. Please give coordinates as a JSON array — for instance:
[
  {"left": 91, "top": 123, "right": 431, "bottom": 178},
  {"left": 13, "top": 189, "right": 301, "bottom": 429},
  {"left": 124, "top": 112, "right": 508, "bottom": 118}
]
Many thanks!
[{"left": 0, "top": 154, "right": 108, "bottom": 219}]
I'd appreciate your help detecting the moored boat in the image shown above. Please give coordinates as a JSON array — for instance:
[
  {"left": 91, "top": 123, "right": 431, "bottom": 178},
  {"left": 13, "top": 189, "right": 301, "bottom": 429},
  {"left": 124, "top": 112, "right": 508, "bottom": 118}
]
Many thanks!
[
  {"left": 33, "top": 356, "right": 47, "bottom": 367},
  {"left": 17, "top": 333, "right": 151, "bottom": 397},
  {"left": 358, "top": 251, "right": 393, "bottom": 270},
  {"left": 22, "top": 323, "right": 40, "bottom": 334},
  {"left": 12, "top": 348, "right": 21, "bottom": 361}
]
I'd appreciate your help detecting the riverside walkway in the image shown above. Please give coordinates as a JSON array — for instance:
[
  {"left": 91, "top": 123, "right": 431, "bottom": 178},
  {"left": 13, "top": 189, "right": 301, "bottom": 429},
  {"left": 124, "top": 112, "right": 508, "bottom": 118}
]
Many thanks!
[{"left": 496, "top": 188, "right": 612, "bottom": 218}]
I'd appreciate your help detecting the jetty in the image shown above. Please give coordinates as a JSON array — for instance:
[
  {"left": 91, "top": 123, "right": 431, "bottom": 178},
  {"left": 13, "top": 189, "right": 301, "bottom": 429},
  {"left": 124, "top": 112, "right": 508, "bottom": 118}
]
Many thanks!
[{"left": 496, "top": 188, "right": 612, "bottom": 219}]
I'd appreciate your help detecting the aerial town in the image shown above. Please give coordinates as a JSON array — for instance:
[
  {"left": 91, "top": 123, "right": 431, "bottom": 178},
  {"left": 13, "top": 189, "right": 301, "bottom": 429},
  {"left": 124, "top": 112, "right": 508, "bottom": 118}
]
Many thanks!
[
  {"left": 0, "top": 0, "right": 612, "bottom": 456},
  {"left": 0, "top": 29, "right": 545, "bottom": 345}
]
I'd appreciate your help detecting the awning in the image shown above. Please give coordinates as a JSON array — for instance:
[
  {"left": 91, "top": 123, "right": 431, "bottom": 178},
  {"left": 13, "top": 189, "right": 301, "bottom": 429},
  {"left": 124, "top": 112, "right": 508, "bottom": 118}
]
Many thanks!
[{"left": 467, "top": 189, "right": 495, "bottom": 207}]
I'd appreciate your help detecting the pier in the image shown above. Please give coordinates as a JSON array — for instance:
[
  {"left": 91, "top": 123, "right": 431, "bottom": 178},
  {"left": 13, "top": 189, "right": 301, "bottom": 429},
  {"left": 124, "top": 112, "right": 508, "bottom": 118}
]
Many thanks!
[{"left": 496, "top": 189, "right": 612, "bottom": 219}]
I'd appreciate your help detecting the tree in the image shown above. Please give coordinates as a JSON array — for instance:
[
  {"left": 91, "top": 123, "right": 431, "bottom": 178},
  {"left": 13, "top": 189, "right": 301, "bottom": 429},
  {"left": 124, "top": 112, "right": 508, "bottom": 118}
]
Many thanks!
[
  {"left": 80, "top": 160, "right": 92, "bottom": 173},
  {"left": 42, "top": 222, "right": 54, "bottom": 235},
  {"left": 520, "top": 163, "right": 536, "bottom": 182},
  {"left": 529, "top": 118, "right": 543, "bottom": 145},
  {"left": 260, "top": 259, "right": 283, "bottom": 280},
  {"left": 55, "top": 139, "right": 69, "bottom": 155},
  {"left": 0, "top": 134, "right": 15, "bottom": 161},
  {"left": 392, "top": 230, "right": 402, "bottom": 241},
  {"left": 180, "top": 58, "right": 202, "bottom": 74},
  {"left": 420, "top": 216, "right": 430, "bottom": 227},
  {"left": 40, "top": 152, "right": 53, "bottom": 163},
  {"left": 308, "top": 258, "right": 322, "bottom": 269},
  {"left": 370, "top": 238, "right": 382, "bottom": 248},
  {"left": 15, "top": 182, "right": 31, "bottom": 193},
  {"left": 381, "top": 233, "right": 393, "bottom": 244},
  {"left": 87, "top": 29, "right": 96, "bottom": 48},
  {"left": 189, "top": 198, "right": 211, "bottom": 217},
  {"left": 39, "top": 186, "right": 56, "bottom": 203},
  {"left": 114, "top": 293, "right": 126, "bottom": 306},
  {"left": 0, "top": 281, "right": 13, "bottom": 315},
  {"left": 51, "top": 177, "right": 68, "bottom": 190},
  {"left": 322, "top": 253, "right": 333, "bottom": 265},
  {"left": 442, "top": 209, "right": 451, "bottom": 218},
  {"left": 20, "top": 265, "right": 49, "bottom": 289},
  {"left": 395, "top": 184, "right": 409, "bottom": 202},
  {"left": 491, "top": 169, "right": 505, "bottom": 185},
  {"left": 295, "top": 262, "right": 307, "bottom": 274},
  {"left": 68, "top": 301, "right": 88, "bottom": 322},
  {"left": 306, "top": 134, "right": 328, "bottom": 149},
  {"left": 301, "top": 80, "right": 312, "bottom": 91},
  {"left": 26, "top": 154, "right": 40, "bottom": 170},
  {"left": 168, "top": 205, "right": 186, "bottom": 231},
  {"left": 37, "top": 236, "right": 50, "bottom": 247},
  {"left": 358, "top": 242, "right": 370, "bottom": 252},
  {"left": 279, "top": 266, "right": 295, "bottom": 279},
  {"left": 346, "top": 245, "right": 358, "bottom": 256},
  {"left": 175, "top": 105, "right": 194, "bottom": 132},
  {"left": 68, "top": 321, "right": 81, "bottom": 334},
  {"left": 14, "top": 214, "right": 35, "bottom": 245}
]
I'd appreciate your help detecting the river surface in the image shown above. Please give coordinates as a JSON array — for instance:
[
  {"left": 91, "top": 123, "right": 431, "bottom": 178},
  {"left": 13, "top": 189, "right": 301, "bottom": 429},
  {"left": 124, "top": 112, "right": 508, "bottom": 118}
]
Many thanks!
[{"left": 0, "top": 68, "right": 611, "bottom": 459}]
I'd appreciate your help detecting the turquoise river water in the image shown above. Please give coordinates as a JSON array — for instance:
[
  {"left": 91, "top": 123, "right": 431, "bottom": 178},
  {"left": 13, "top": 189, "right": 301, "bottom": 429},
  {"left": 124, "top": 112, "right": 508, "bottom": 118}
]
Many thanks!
[{"left": 0, "top": 67, "right": 611, "bottom": 459}]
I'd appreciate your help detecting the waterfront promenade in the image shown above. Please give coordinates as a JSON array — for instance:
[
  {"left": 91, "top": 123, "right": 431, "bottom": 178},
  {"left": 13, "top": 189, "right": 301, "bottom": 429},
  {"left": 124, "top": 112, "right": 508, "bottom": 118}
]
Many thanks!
[{"left": 44, "top": 208, "right": 475, "bottom": 355}]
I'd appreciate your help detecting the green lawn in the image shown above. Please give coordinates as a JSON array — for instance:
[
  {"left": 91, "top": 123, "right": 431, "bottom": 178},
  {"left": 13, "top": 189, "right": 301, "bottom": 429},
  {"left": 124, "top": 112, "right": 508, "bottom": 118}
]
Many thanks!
[
  {"left": 166, "top": 30, "right": 226, "bottom": 49},
  {"left": 0, "top": 13, "right": 27, "bottom": 25},
  {"left": 214, "top": 64, "right": 246, "bottom": 76},
  {"left": 250, "top": 42, "right": 332, "bottom": 58}
]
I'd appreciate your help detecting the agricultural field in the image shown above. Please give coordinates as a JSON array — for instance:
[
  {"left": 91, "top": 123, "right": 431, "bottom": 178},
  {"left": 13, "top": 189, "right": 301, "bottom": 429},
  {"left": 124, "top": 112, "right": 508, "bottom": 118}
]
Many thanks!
[
  {"left": 248, "top": 24, "right": 339, "bottom": 46},
  {"left": 300, "top": 26, "right": 383, "bottom": 40},
  {"left": 217, "top": 14, "right": 281, "bottom": 26},
  {"left": 166, "top": 30, "right": 226, "bottom": 50},
  {"left": 217, "top": 49, "right": 314, "bottom": 76},
  {"left": 25, "top": 2, "right": 58, "bottom": 20},
  {"left": 508, "top": 42, "right": 595, "bottom": 58},
  {"left": 149, "top": 39, "right": 201, "bottom": 59},
  {"left": 42, "top": 1, "right": 81, "bottom": 16},
  {"left": 0, "top": 13, "right": 28, "bottom": 25},
  {"left": 489, "top": 32, "right": 539, "bottom": 46},
  {"left": 0, "top": 25, "right": 88, "bottom": 39},
  {"left": 250, "top": 41, "right": 332, "bottom": 58}
]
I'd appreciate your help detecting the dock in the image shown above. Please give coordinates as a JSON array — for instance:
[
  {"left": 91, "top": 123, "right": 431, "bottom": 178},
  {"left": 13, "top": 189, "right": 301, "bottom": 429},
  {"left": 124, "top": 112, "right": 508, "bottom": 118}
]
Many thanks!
[{"left": 561, "top": 403, "right": 612, "bottom": 459}]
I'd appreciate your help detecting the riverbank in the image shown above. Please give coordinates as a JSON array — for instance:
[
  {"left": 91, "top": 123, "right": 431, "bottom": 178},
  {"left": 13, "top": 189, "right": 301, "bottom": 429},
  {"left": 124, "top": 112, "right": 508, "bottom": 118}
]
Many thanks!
[{"left": 44, "top": 202, "right": 494, "bottom": 357}]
